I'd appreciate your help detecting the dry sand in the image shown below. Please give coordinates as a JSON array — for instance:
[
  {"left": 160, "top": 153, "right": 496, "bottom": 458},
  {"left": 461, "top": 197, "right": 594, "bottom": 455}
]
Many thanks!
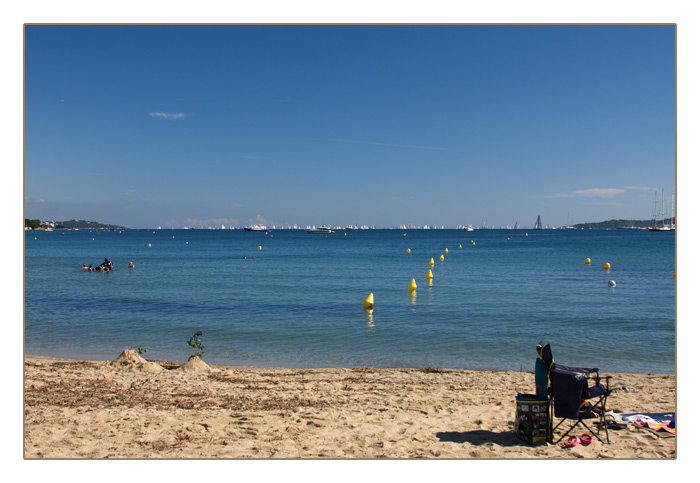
[{"left": 24, "top": 351, "right": 676, "bottom": 459}]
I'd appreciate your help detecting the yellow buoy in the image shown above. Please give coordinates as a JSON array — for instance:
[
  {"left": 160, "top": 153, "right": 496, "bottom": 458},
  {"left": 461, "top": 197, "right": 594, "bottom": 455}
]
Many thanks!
[
  {"left": 445, "top": 248, "right": 449, "bottom": 254},
  {"left": 459, "top": 244, "right": 462, "bottom": 248},
  {"left": 604, "top": 262, "right": 611, "bottom": 270},
  {"left": 585, "top": 258, "right": 591, "bottom": 265},
  {"left": 426, "top": 269, "right": 433, "bottom": 279},
  {"left": 258, "top": 246, "right": 262, "bottom": 250},
  {"left": 439, "top": 254, "right": 444, "bottom": 261},
  {"left": 148, "top": 243, "right": 151, "bottom": 247},
  {"left": 407, "top": 248, "right": 411, "bottom": 254},
  {"left": 403, "top": 233, "right": 407, "bottom": 236},
  {"left": 363, "top": 293, "right": 374, "bottom": 310},
  {"left": 408, "top": 278, "right": 417, "bottom": 291},
  {"left": 344, "top": 233, "right": 347, "bottom": 236},
  {"left": 429, "top": 258, "right": 435, "bottom": 266}
]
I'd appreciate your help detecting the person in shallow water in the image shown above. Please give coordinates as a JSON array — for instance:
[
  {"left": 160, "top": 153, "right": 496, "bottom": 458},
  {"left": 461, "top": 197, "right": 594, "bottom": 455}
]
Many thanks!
[{"left": 128, "top": 262, "right": 134, "bottom": 269}]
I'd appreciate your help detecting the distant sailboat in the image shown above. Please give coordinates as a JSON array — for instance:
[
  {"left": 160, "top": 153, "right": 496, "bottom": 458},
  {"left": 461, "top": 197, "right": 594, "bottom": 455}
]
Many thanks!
[
  {"left": 534, "top": 216, "right": 543, "bottom": 230},
  {"left": 648, "top": 188, "right": 675, "bottom": 232}
]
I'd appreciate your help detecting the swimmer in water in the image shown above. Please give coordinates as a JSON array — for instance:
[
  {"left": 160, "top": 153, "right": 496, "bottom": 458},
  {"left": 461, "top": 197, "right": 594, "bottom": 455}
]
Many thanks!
[{"left": 129, "top": 261, "right": 134, "bottom": 268}]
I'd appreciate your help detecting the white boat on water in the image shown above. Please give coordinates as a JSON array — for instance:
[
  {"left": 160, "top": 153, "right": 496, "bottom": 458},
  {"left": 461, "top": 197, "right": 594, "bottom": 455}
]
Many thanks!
[
  {"left": 648, "top": 188, "right": 675, "bottom": 232},
  {"left": 462, "top": 224, "right": 474, "bottom": 231},
  {"left": 307, "top": 225, "right": 335, "bottom": 234},
  {"left": 244, "top": 224, "right": 267, "bottom": 232}
]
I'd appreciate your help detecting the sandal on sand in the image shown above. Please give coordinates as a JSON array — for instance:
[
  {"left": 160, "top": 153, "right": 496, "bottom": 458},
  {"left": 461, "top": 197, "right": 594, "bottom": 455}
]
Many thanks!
[
  {"left": 566, "top": 436, "right": 581, "bottom": 447},
  {"left": 599, "top": 419, "right": 626, "bottom": 430},
  {"left": 580, "top": 434, "right": 593, "bottom": 445}
]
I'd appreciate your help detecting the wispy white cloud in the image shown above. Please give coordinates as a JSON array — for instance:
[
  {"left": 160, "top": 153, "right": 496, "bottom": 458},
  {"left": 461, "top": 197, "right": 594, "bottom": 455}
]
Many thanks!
[
  {"left": 148, "top": 112, "right": 186, "bottom": 120},
  {"left": 347, "top": 139, "right": 443, "bottom": 150},
  {"left": 540, "top": 193, "right": 575, "bottom": 199},
  {"left": 541, "top": 188, "right": 628, "bottom": 199},
  {"left": 573, "top": 188, "right": 626, "bottom": 198},
  {"left": 624, "top": 186, "right": 652, "bottom": 191},
  {"left": 25, "top": 196, "right": 45, "bottom": 203}
]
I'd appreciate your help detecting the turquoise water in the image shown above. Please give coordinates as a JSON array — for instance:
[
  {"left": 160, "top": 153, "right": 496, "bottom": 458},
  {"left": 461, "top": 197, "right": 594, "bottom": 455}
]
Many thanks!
[{"left": 24, "top": 229, "right": 675, "bottom": 373}]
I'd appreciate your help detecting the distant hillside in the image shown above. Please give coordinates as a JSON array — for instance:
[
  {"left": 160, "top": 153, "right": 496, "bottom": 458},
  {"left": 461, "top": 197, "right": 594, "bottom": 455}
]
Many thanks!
[
  {"left": 54, "top": 220, "right": 127, "bottom": 230},
  {"left": 571, "top": 218, "right": 675, "bottom": 230}
]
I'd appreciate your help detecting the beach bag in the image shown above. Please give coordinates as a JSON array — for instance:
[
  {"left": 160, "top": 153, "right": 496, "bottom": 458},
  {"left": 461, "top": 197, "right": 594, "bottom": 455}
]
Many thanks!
[{"left": 514, "top": 393, "right": 550, "bottom": 444}]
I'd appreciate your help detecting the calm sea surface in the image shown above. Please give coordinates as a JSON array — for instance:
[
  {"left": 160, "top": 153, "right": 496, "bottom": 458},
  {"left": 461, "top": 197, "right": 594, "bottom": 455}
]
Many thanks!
[{"left": 25, "top": 229, "right": 676, "bottom": 374}]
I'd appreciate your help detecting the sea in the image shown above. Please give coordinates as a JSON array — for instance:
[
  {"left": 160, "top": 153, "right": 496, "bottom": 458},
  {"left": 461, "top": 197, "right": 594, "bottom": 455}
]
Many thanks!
[{"left": 24, "top": 228, "right": 676, "bottom": 374}]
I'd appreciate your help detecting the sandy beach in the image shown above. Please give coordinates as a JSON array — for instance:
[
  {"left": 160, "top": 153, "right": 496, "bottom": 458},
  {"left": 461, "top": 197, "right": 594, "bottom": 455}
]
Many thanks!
[{"left": 23, "top": 351, "right": 676, "bottom": 459}]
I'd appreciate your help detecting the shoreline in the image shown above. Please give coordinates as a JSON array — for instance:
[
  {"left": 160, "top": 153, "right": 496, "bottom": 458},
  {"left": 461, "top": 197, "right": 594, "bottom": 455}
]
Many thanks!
[
  {"left": 24, "top": 352, "right": 676, "bottom": 376},
  {"left": 24, "top": 352, "right": 676, "bottom": 459}
]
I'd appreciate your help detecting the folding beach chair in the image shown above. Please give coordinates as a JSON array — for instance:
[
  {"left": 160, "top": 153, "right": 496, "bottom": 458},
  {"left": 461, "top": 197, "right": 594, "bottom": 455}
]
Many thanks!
[{"left": 537, "top": 341, "right": 613, "bottom": 444}]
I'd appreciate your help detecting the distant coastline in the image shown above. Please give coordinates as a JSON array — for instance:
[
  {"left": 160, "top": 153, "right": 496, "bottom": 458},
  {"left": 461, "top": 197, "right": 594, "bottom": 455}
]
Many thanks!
[
  {"left": 24, "top": 218, "right": 675, "bottom": 231},
  {"left": 24, "top": 219, "right": 127, "bottom": 231}
]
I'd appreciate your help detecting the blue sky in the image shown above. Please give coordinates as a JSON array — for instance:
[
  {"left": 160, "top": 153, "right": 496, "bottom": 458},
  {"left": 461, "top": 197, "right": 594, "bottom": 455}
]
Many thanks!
[{"left": 24, "top": 24, "right": 676, "bottom": 229}]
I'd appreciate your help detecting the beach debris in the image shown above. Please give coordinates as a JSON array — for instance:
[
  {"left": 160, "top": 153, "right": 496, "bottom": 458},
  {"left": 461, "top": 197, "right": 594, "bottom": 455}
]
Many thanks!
[{"left": 187, "top": 331, "right": 205, "bottom": 358}]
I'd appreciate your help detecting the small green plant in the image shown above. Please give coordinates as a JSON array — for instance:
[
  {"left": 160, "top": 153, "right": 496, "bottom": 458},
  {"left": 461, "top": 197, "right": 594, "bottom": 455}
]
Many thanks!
[{"left": 187, "top": 331, "right": 205, "bottom": 358}]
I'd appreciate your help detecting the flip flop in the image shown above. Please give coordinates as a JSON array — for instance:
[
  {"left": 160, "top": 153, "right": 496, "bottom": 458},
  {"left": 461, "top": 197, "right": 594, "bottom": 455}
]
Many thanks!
[
  {"left": 580, "top": 434, "right": 593, "bottom": 445},
  {"left": 599, "top": 419, "right": 626, "bottom": 430},
  {"left": 566, "top": 436, "right": 581, "bottom": 447}
]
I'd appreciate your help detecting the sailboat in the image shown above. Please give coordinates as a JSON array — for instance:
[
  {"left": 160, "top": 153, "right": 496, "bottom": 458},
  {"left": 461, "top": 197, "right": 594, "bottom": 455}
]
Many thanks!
[{"left": 648, "top": 188, "right": 675, "bottom": 232}]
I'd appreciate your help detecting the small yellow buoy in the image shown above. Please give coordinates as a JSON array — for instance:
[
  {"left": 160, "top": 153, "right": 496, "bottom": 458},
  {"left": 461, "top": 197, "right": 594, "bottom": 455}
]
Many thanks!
[
  {"left": 604, "top": 262, "right": 611, "bottom": 270},
  {"left": 429, "top": 258, "right": 435, "bottom": 266},
  {"left": 408, "top": 278, "right": 417, "bottom": 291},
  {"left": 526, "top": 233, "right": 528, "bottom": 236},
  {"left": 407, "top": 248, "right": 411, "bottom": 254},
  {"left": 439, "top": 254, "right": 444, "bottom": 261},
  {"left": 445, "top": 248, "right": 449, "bottom": 254},
  {"left": 459, "top": 244, "right": 462, "bottom": 249},
  {"left": 344, "top": 233, "right": 347, "bottom": 236},
  {"left": 585, "top": 258, "right": 591, "bottom": 265},
  {"left": 426, "top": 269, "right": 433, "bottom": 279},
  {"left": 148, "top": 243, "right": 151, "bottom": 247},
  {"left": 403, "top": 233, "right": 407, "bottom": 237},
  {"left": 363, "top": 293, "right": 374, "bottom": 310},
  {"left": 258, "top": 246, "right": 262, "bottom": 250}
]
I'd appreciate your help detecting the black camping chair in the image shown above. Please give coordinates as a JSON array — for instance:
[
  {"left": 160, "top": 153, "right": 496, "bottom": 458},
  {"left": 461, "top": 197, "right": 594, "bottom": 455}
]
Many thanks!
[{"left": 537, "top": 341, "right": 613, "bottom": 444}]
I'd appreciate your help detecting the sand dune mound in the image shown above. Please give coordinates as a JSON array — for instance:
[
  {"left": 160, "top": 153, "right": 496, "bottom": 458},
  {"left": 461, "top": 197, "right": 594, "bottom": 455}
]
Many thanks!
[
  {"left": 177, "top": 355, "right": 211, "bottom": 372},
  {"left": 112, "top": 349, "right": 163, "bottom": 374},
  {"left": 112, "top": 349, "right": 147, "bottom": 366}
]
